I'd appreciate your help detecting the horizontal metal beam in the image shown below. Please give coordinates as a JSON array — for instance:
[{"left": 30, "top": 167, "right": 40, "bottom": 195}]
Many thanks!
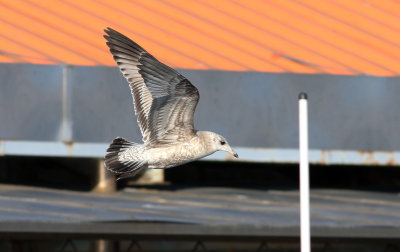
[
  {"left": 1, "top": 140, "right": 400, "bottom": 166},
  {"left": 0, "top": 140, "right": 106, "bottom": 158},
  {"left": 0, "top": 221, "right": 399, "bottom": 242}
]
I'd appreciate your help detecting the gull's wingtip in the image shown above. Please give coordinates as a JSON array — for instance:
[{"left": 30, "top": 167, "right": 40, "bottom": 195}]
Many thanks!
[
  {"left": 104, "top": 27, "right": 112, "bottom": 34},
  {"left": 104, "top": 27, "right": 118, "bottom": 35}
]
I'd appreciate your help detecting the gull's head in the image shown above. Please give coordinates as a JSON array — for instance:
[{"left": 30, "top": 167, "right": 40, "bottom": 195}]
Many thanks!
[{"left": 201, "top": 131, "right": 238, "bottom": 158}]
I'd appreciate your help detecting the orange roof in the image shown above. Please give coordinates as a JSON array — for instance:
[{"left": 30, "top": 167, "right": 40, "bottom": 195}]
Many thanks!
[{"left": 1, "top": 0, "right": 400, "bottom": 76}]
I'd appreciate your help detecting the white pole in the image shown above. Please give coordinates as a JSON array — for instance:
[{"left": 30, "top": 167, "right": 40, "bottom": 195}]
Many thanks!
[{"left": 299, "top": 92, "right": 311, "bottom": 252}]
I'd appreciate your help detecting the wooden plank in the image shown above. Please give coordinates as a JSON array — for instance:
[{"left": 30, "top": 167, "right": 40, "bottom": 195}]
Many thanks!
[{"left": 0, "top": 184, "right": 399, "bottom": 239}]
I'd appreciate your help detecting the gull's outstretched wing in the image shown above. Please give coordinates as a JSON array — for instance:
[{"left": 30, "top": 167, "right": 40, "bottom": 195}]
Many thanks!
[
  {"left": 104, "top": 28, "right": 199, "bottom": 146},
  {"left": 104, "top": 28, "right": 153, "bottom": 143}
]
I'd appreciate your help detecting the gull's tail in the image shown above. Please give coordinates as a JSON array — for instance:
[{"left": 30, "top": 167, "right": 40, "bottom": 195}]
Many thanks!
[{"left": 105, "top": 137, "right": 147, "bottom": 180}]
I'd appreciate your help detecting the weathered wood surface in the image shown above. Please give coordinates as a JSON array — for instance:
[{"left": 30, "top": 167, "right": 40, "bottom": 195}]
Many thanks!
[{"left": 0, "top": 184, "right": 399, "bottom": 240}]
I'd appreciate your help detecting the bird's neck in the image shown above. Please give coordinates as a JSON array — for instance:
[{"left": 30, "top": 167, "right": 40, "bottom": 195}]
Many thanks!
[{"left": 196, "top": 131, "right": 217, "bottom": 155}]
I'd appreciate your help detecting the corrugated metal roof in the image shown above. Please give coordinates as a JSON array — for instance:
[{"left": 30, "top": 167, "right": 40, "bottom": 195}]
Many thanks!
[{"left": 0, "top": 0, "right": 400, "bottom": 76}]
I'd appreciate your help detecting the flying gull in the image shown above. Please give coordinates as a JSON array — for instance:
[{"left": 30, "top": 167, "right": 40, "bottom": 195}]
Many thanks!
[{"left": 103, "top": 28, "right": 238, "bottom": 180}]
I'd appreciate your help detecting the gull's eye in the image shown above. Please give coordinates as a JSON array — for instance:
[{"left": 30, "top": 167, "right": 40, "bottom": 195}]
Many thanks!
[{"left": 220, "top": 140, "right": 226, "bottom": 145}]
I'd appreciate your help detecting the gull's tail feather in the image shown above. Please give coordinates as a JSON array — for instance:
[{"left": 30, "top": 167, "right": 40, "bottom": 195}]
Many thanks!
[{"left": 105, "top": 137, "right": 147, "bottom": 180}]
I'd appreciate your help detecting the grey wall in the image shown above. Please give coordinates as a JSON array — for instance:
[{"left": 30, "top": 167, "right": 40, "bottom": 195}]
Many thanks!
[
  {"left": 0, "top": 64, "right": 63, "bottom": 141},
  {"left": 1, "top": 63, "right": 399, "bottom": 151}
]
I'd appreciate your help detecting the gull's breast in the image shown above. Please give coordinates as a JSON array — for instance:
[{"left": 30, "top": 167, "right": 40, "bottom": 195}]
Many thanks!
[{"left": 146, "top": 140, "right": 210, "bottom": 169}]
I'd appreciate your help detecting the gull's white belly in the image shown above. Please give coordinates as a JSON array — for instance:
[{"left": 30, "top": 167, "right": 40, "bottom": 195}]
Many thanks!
[{"left": 146, "top": 142, "right": 212, "bottom": 169}]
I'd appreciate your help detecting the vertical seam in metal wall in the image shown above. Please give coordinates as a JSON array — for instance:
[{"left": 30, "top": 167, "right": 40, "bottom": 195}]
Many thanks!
[
  {"left": 61, "top": 65, "right": 73, "bottom": 143},
  {"left": 0, "top": 140, "right": 3, "bottom": 156}
]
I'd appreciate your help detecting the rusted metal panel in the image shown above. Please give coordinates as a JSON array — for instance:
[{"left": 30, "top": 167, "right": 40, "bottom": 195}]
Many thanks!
[{"left": 206, "top": 148, "right": 400, "bottom": 166}]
